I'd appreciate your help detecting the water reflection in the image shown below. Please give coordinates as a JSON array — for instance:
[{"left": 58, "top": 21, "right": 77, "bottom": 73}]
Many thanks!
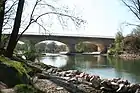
[
  {"left": 40, "top": 55, "right": 68, "bottom": 67},
  {"left": 40, "top": 55, "right": 140, "bottom": 83}
]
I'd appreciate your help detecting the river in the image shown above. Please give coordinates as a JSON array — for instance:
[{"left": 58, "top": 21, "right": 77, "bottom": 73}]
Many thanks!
[{"left": 39, "top": 54, "right": 140, "bottom": 83}]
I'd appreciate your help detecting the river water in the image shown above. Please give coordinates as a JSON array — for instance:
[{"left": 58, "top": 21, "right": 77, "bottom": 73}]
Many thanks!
[{"left": 39, "top": 54, "right": 140, "bottom": 83}]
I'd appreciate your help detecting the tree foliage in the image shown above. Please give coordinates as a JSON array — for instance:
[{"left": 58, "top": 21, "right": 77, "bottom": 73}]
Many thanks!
[
  {"left": 122, "top": 26, "right": 140, "bottom": 54},
  {"left": 108, "top": 31, "right": 124, "bottom": 55},
  {"left": 15, "top": 40, "right": 41, "bottom": 61},
  {"left": 115, "top": 31, "right": 124, "bottom": 53},
  {"left": 120, "top": 0, "right": 140, "bottom": 54},
  {"left": 75, "top": 42, "right": 97, "bottom": 52},
  {"left": 122, "top": 36, "right": 140, "bottom": 53}
]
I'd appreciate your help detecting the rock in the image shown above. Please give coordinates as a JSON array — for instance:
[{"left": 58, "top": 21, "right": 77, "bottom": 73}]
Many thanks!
[
  {"left": 0, "top": 88, "right": 15, "bottom": 93},
  {"left": 116, "top": 83, "right": 128, "bottom": 93},
  {"left": 77, "top": 77, "right": 85, "bottom": 82},
  {"left": 79, "top": 72, "right": 86, "bottom": 78},
  {"left": 67, "top": 70, "right": 80, "bottom": 75},
  {"left": 46, "top": 68, "right": 55, "bottom": 73},
  {"left": 57, "top": 68, "right": 62, "bottom": 72},
  {"left": 90, "top": 76, "right": 101, "bottom": 88},
  {"left": 135, "top": 88, "right": 140, "bottom": 93},
  {"left": 52, "top": 68, "right": 58, "bottom": 73},
  {"left": 112, "top": 78, "right": 121, "bottom": 83},
  {"left": 27, "top": 64, "right": 42, "bottom": 76},
  {"left": 100, "top": 87, "right": 112, "bottom": 91},
  {"left": 62, "top": 77, "right": 71, "bottom": 80},
  {"left": 130, "top": 84, "right": 140, "bottom": 92},
  {"left": 65, "top": 73, "right": 73, "bottom": 77},
  {"left": 61, "top": 71, "right": 67, "bottom": 77},
  {"left": 84, "top": 74, "right": 91, "bottom": 81},
  {"left": 36, "top": 73, "right": 50, "bottom": 79},
  {"left": 0, "top": 81, "right": 8, "bottom": 89},
  {"left": 32, "top": 76, "right": 38, "bottom": 84},
  {"left": 56, "top": 87, "right": 64, "bottom": 90},
  {"left": 0, "top": 61, "right": 29, "bottom": 88},
  {"left": 111, "top": 82, "right": 119, "bottom": 90},
  {"left": 100, "top": 79, "right": 111, "bottom": 87},
  {"left": 68, "top": 77, "right": 78, "bottom": 84},
  {"left": 69, "top": 77, "right": 77, "bottom": 81},
  {"left": 123, "top": 80, "right": 130, "bottom": 85}
]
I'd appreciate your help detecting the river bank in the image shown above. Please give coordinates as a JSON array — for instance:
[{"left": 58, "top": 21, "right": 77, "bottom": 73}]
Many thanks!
[
  {"left": 0, "top": 56, "right": 140, "bottom": 93},
  {"left": 0, "top": 55, "right": 140, "bottom": 93},
  {"left": 119, "top": 53, "right": 140, "bottom": 60}
]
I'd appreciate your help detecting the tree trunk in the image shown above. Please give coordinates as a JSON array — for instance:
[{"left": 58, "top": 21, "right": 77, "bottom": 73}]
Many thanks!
[
  {"left": 0, "top": 0, "right": 5, "bottom": 47},
  {"left": 5, "top": 0, "right": 25, "bottom": 57}
]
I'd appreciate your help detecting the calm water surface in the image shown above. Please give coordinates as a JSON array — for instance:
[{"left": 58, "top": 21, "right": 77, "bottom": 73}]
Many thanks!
[{"left": 39, "top": 54, "right": 140, "bottom": 83}]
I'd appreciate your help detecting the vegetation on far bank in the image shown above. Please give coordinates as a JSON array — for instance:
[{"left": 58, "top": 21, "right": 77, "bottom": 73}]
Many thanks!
[{"left": 108, "top": 26, "right": 140, "bottom": 57}]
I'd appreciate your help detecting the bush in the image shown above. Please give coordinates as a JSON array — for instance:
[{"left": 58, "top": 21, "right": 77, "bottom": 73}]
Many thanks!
[
  {"left": 122, "top": 36, "right": 140, "bottom": 54},
  {"left": 107, "top": 48, "right": 116, "bottom": 55},
  {"left": 15, "top": 40, "right": 41, "bottom": 61}
]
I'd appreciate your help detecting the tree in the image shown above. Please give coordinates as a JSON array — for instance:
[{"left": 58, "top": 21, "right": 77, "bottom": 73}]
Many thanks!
[
  {"left": 122, "top": 26, "right": 140, "bottom": 54},
  {"left": 115, "top": 31, "right": 123, "bottom": 52},
  {"left": 58, "top": 44, "right": 68, "bottom": 52},
  {"left": 46, "top": 42, "right": 58, "bottom": 53},
  {"left": 5, "top": 0, "right": 25, "bottom": 57},
  {"left": 75, "top": 42, "right": 85, "bottom": 52},
  {"left": 0, "top": 0, "right": 85, "bottom": 57},
  {"left": 122, "top": 36, "right": 140, "bottom": 53},
  {"left": 108, "top": 31, "right": 124, "bottom": 55},
  {"left": 35, "top": 43, "right": 47, "bottom": 53},
  {"left": 121, "top": 0, "right": 140, "bottom": 21},
  {"left": 0, "top": 0, "right": 5, "bottom": 46},
  {"left": 75, "top": 42, "right": 97, "bottom": 52},
  {"left": 130, "top": 26, "right": 140, "bottom": 36}
]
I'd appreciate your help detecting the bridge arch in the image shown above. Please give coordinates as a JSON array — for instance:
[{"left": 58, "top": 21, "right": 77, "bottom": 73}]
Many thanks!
[
  {"left": 35, "top": 40, "right": 70, "bottom": 53},
  {"left": 76, "top": 41, "right": 108, "bottom": 53}
]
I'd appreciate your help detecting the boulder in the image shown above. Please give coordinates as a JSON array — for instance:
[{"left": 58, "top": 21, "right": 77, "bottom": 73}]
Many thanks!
[{"left": 0, "top": 57, "right": 29, "bottom": 88}]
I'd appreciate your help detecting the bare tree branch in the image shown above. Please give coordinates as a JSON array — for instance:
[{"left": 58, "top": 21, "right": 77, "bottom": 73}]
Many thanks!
[
  {"left": 122, "top": 0, "right": 140, "bottom": 20},
  {"left": 124, "top": 22, "right": 140, "bottom": 27},
  {"left": 5, "top": 0, "right": 17, "bottom": 14},
  {"left": 35, "top": 21, "right": 47, "bottom": 33},
  {"left": 16, "top": 0, "right": 85, "bottom": 42}
]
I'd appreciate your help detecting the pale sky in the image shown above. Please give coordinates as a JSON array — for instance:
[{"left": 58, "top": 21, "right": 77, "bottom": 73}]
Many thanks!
[
  {"left": 58, "top": 0, "right": 139, "bottom": 36},
  {"left": 12, "top": 0, "right": 140, "bottom": 37}
]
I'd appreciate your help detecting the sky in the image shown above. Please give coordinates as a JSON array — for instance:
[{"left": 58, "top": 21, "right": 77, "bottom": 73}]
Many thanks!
[
  {"left": 58, "top": 0, "right": 139, "bottom": 36},
  {"left": 13, "top": 0, "right": 140, "bottom": 37}
]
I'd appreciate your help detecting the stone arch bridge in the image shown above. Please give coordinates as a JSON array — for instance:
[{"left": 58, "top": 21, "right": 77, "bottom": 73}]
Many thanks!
[{"left": 14, "top": 34, "right": 114, "bottom": 53}]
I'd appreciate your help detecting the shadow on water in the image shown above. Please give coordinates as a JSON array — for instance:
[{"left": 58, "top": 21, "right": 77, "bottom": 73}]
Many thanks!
[{"left": 40, "top": 54, "right": 140, "bottom": 83}]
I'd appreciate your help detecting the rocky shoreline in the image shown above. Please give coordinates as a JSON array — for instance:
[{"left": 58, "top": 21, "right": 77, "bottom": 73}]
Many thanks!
[
  {"left": 119, "top": 53, "right": 140, "bottom": 60},
  {"left": 1, "top": 58, "right": 140, "bottom": 93},
  {"left": 28, "top": 62, "right": 140, "bottom": 93}
]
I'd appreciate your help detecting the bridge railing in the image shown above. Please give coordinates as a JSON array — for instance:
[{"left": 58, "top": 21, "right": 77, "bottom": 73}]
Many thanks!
[{"left": 3, "top": 31, "right": 115, "bottom": 39}]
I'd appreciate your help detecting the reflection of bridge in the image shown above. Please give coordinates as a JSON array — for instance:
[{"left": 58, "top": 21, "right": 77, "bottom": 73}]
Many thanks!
[{"left": 6, "top": 33, "right": 114, "bottom": 53}]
